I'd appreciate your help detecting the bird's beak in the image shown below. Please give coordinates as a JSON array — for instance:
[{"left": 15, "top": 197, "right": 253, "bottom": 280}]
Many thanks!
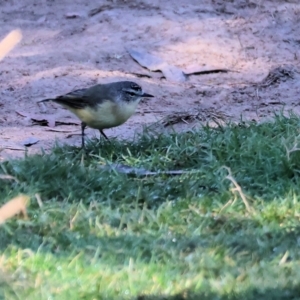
[{"left": 141, "top": 92, "right": 154, "bottom": 98}]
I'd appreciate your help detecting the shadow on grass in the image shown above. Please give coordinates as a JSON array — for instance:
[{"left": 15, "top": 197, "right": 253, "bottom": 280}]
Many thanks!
[
  {"left": 136, "top": 286, "right": 300, "bottom": 300},
  {"left": 1, "top": 215, "right": 299, "bottom": 265}
]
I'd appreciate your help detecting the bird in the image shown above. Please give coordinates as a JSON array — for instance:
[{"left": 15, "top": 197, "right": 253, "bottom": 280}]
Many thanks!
[{"left": 38, "top": 81, "right": 154, "bottom": 148}]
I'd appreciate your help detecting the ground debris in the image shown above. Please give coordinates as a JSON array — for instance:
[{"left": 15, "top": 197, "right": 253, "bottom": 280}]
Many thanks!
[
  {"left": 16, "top": 111, "right": 80, "bottom": 127},
  {"left": 128, "top": 48, "right": 186, "bottom": 83},
  {"left": 88, "top": 4, "right": 113, "bottom": 17},
  {"left": 162, "top": 109, "right": 229, "bottom": 127},
  {"left": 258, "top": 66, "right": 296, "bottom": 88}
]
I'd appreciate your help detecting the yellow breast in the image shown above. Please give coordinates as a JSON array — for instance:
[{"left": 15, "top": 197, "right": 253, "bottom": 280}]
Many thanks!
[{"left": 68, "top": 100, "right": 139, "bottom": 129}]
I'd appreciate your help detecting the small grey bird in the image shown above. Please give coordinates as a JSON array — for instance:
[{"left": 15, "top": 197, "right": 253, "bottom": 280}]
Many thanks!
[{"left": 38, "top": 81, "right": 154, "bottom": 148}]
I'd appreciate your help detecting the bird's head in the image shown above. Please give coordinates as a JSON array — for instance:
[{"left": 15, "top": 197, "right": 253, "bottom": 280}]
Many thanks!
[{"left": 120, "top": 81, "right": 154, "bottom": 102}]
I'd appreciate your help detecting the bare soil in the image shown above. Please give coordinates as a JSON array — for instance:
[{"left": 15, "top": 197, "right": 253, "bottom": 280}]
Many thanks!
[{"left": 1, "top": 0, "right": 300, "bottom": 160}]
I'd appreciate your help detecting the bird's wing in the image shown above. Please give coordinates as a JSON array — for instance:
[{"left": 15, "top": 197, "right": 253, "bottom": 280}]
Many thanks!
[
  {"left": 65, "top": 88, "right": 87, "bottom": 98},
  {"left": 52, "top": 88, "right": 92, "bottom": 109}
]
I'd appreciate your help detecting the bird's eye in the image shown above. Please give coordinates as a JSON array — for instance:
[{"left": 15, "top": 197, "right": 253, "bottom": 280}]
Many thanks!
[{"left": 126, "top": 91, "right": 136, "bottom": 96}]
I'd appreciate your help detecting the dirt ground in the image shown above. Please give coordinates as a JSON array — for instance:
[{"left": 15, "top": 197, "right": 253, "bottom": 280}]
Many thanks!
[{"left": 1, "top": 0, "right": 300, "bottom": 160}]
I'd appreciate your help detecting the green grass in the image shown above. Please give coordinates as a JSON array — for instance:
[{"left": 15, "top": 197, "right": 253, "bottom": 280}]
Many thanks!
[{"left": 2, "top": 113, "right": 300, "bottom": 299}]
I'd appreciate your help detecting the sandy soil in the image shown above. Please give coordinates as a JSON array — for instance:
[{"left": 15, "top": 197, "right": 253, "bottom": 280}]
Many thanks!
[{"left": 1, "top": 0, "right": 300, "bottom": 160}]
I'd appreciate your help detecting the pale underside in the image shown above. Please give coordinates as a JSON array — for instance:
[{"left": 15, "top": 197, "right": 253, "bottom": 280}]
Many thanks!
[{"left": 67, "top": 100, "right": 140, "bottom": 129}]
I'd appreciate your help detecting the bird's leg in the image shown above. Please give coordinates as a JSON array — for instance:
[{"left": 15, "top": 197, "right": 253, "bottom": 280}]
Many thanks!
[
  {"left": 81, "top": 122, "right": 87, "bottom": 148},
  {"left": 99, "top": 129, "right": 109, "bottom": 141}
]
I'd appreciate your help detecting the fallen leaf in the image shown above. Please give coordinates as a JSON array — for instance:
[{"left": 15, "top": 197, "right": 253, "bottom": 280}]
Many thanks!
[
  {"left": 128, "top": 48, "right": 165, "bottom": 70},
  {"left": 127, "top": 48, "right": 186, "bottom": 82},
  {"left": 21, "top": 137, "right": 39, "bottom": 147},
  {"left": 0, "top": 29, "right": 22, "bottom": 62},
  {"left": 0, "top": 194, "right": 29, "bottom": 224}
]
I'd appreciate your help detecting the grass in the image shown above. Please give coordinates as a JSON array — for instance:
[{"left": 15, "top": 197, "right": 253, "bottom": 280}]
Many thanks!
[{"left": 1, "top": 113, "right": 300, "bottom": 299}]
